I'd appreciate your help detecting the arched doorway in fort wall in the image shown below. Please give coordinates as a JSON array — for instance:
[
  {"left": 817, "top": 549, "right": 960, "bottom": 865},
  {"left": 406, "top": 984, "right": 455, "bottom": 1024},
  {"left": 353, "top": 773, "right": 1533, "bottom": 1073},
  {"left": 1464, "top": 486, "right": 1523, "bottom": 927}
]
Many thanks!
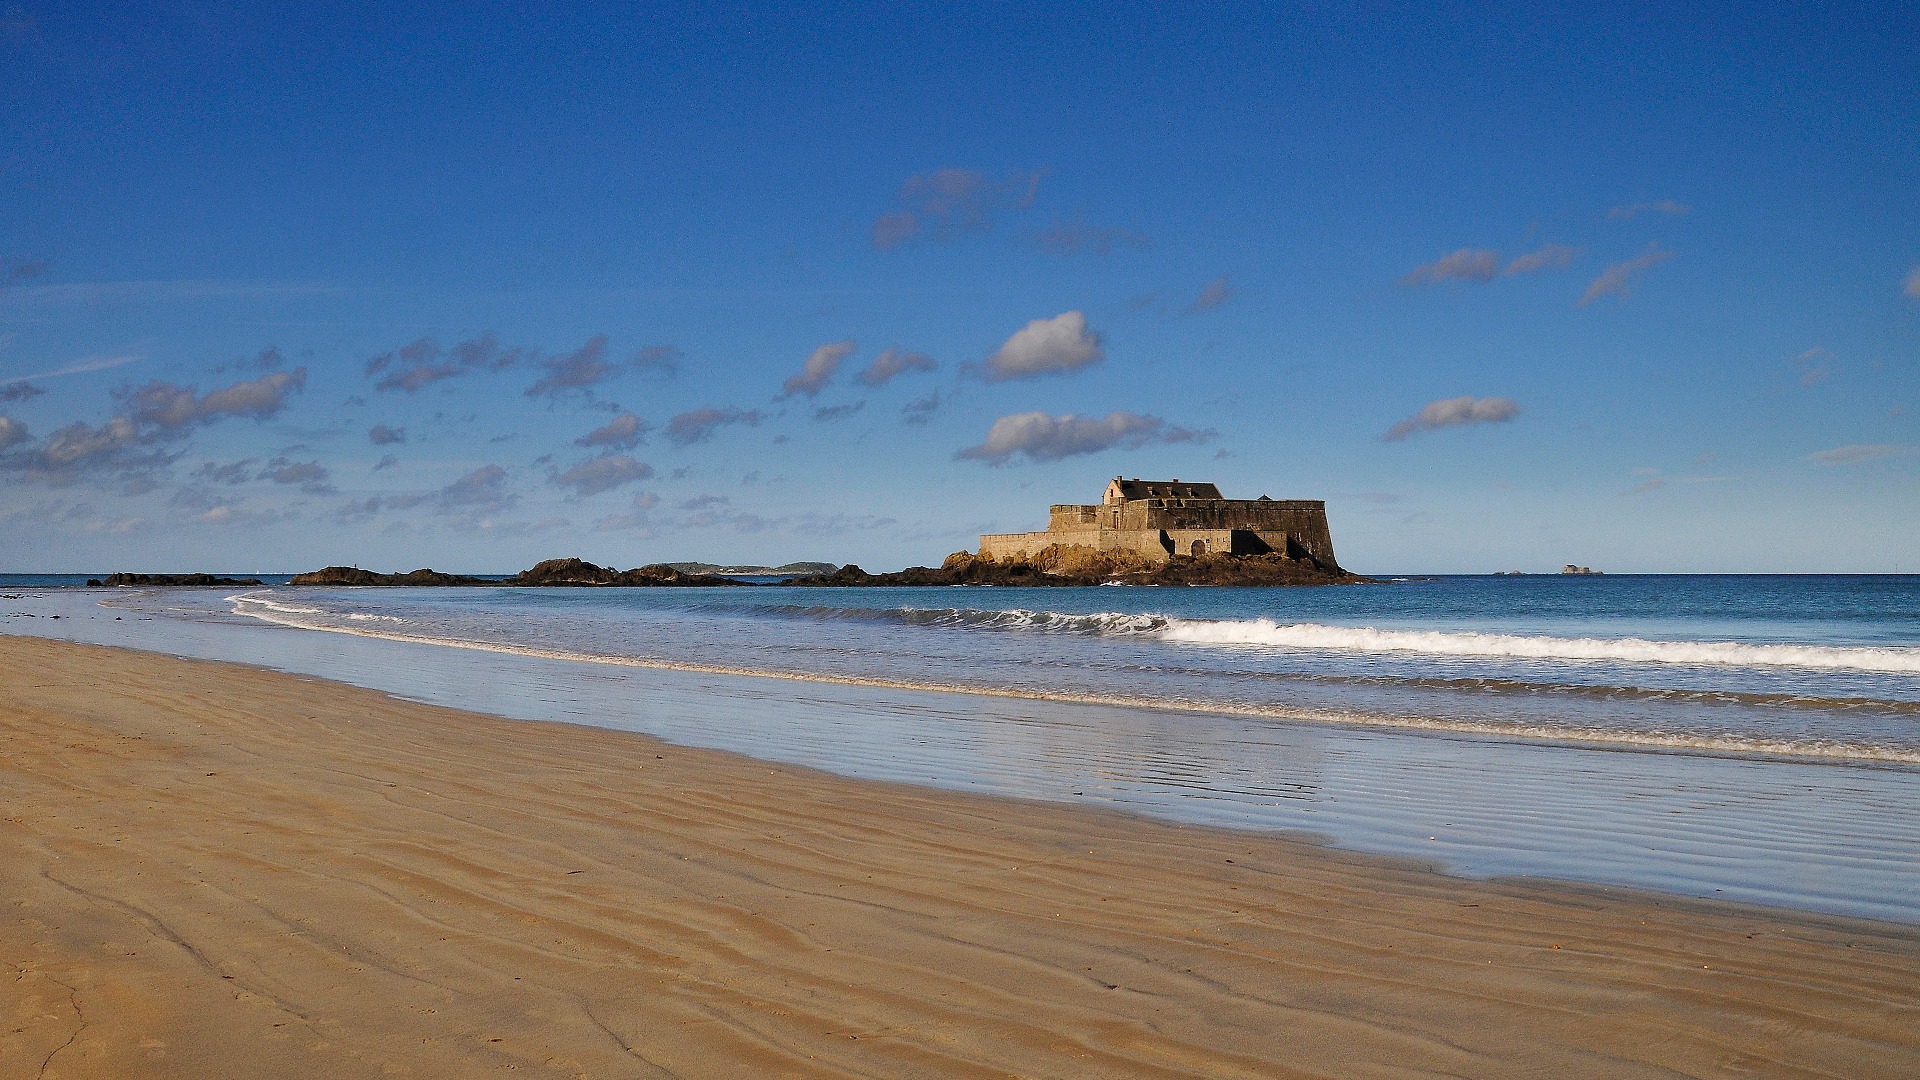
[{"left": 1190, "top": 539, "right": 1207, "bottom": 556}]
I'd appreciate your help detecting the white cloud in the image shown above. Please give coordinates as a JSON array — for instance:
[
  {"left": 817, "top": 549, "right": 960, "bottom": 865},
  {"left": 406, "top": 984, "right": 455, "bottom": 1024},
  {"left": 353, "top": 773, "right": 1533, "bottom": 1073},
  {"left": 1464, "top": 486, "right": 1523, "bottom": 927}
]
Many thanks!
[
  {"left": 550, "top": 453, "right": 655, "bottom": 496},
  {"left": 781, "top": 340, "right": 854, "bottom": 399},
  {"left": 983, "top": 311, "right": 1104, "bottom": 381},
  {"left": 956, "top": 410, "right": 1212, "bottom": 465},
  {"left": 855, "top": 347, "right": 937, "bottom": 386},
  {"left": 1810, "top": 444, "right": 1913, "bottom": 466},
  {"left": 1400, "top": 249, "right": 1499, "bottom": 286},
  {"left": 1382, "top": 396, "right": 1520, "bottom": 441},
  {"left": 124, "top": 368, "right": 307, "bottom": 428},
  {"left": 1580, "top": 244, "right": 1674, "bottom": 305},
  {"left": 0, "top": 415, "right": 26, "bottom": 450}
]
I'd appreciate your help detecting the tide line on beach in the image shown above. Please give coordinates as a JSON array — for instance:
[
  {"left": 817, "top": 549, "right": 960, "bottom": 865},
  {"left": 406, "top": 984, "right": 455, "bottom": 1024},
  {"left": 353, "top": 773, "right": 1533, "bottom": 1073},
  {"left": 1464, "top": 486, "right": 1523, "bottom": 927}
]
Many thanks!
[{"left": 3, "top": 635, "right": 1918, "bottom": 1078}]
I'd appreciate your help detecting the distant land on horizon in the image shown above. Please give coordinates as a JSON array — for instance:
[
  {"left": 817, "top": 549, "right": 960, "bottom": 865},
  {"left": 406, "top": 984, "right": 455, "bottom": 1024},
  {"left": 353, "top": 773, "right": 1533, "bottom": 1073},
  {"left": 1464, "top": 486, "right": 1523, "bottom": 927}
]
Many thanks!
[{"left": 666, "top": 561, "right": 839, "bottom": 576}]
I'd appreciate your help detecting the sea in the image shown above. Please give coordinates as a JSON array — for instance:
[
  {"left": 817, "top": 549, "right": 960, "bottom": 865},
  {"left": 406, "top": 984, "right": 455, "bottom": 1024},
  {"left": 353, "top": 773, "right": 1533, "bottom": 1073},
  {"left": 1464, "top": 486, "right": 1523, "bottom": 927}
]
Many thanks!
[{"left": 4, "top": 573, "right": 1917, "bottom": 922}]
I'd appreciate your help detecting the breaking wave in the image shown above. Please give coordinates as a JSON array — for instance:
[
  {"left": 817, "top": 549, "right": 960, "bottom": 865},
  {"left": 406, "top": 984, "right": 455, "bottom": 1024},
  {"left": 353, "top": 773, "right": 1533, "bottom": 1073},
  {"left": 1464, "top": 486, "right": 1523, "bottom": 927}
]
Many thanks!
[
  {"left": 752, "top": 603, "right": 1920, "bottom": 674},
  {"left": 1155, "top": 619, "right": 1920, "bottom": 674}
]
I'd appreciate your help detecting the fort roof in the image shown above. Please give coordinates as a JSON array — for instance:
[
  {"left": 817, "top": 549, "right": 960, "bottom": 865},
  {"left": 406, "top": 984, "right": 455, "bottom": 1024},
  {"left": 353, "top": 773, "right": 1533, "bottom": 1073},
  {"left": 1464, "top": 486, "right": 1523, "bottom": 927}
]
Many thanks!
[{"left": 1106, "top": 477, "right": 1224, "bottom": 502}]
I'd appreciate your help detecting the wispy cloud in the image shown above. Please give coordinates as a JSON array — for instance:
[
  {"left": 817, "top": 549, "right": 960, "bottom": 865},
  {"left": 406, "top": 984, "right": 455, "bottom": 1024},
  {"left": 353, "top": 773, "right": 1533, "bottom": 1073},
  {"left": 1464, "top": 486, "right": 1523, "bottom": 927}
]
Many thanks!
[
  {"left": 957, "top": 410, "right": 1213, "bottom": 465},
  {"left": 781, "top": 340, "right": 854, "bottom": 399},
  {"left": 1579, "top": 244, "right": 1673, "bottom": 306},
  {"left": 813, "top": 401, "right": 865, "bottom": 422},
  {"left": 368, "top": 334, "right": 529, "bottom": 393},
  {"left": 632, "top": 345, "right": 681, "bottom": 380},
  {"left": 1790, "top": 348, "right": 1831, "bottom": 386},
  {"left": 1810, "top": 444, "right": 1913, "bottom": 466},
  {"left": 855, "top": 347, "right": 936, "bottom": 387},
  {"left": 1607, "top": 199, "right": 1689, "bottom": 220},
  {"left": 1904, "top": 267, "right": 1920, "bottom": 301},
  {"left": 526, "top": 335, "right": 616, "bottom": 399},
  {"left": 1186, "top": 276, "right": 1233, "bottom": 313},
  {"left": 1382, "top": 396, "right": 1519, "bottom": 441},
  {"left": 982, "top": 311, "right": 1103, "bottom": 381},
  {"left": 6, "top": 353, "right": 143, "bottom": 382},
  {"left": 1504, "top": 243, "right": 1580, "bottom": 276},
  {"left": 0, "top": 415, "right": 27, "bottom": 451},
  {"left": 872, "top": 168, "right": 1043, "bottom": 249},
  {"left": 1034, "top": 222, "right": 1147, "bottom": 256},
  {"left": 0, "top": 381, "right": 43, "bottom": 402},
  {"left": 901, "top": 391, "right": 941, "bottom": 425},
  {"left": 1, "top": 256, "right": 50, "bottom": 288},
  {"left": 1400, "top": 249, "right": 1499, "bottom": 286},
  {"left": 665, "top": 406, "right": 764, "bottom": 446},
  {"left": 368, "top": 424, "right": 407, "bottom": 445}
]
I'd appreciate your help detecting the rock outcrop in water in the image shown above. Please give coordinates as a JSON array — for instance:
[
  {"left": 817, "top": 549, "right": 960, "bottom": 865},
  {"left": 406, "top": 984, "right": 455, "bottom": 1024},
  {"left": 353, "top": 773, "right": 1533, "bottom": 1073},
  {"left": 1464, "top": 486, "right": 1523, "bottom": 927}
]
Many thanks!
[
  {"left": 506, "top": 558, "right": 736, "bottom": 587},
  {"left": 288, "top": 567, "right": 493, "bottom": 586},
  {"left": 92, "top": 573, "right": 266, "bottom": 587},
  {"left": 784, "top": 546, "right": 1367, "bottom": 587}
]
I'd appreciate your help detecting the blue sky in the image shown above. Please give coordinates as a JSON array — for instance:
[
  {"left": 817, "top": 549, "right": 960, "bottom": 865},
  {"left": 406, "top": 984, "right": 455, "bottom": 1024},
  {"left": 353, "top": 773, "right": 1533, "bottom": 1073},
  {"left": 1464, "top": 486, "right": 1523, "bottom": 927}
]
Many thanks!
[{"left": 2, "top": 2, "right": 1916, "bottom": 573}]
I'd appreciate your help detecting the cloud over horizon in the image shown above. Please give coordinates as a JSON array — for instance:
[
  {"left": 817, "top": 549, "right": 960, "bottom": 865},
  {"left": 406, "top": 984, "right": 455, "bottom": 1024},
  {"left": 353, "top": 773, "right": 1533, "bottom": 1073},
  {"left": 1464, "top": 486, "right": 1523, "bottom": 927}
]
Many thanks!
[
  {"left": 1383, "top": 396, "right": 1520, "bottom": 441},
  {"left": 983, "top": 311, "right": 1104, "bottom": 381},
  {"left": 956, "top": 410, "right": 1212, "bottom": 465}
]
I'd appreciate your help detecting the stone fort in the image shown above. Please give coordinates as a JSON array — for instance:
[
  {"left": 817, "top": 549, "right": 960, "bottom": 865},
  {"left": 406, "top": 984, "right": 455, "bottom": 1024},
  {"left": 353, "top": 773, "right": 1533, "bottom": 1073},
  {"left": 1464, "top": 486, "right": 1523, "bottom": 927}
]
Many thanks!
[{"left": 978, "top": 477, "right": 1341, "bottom": 569}]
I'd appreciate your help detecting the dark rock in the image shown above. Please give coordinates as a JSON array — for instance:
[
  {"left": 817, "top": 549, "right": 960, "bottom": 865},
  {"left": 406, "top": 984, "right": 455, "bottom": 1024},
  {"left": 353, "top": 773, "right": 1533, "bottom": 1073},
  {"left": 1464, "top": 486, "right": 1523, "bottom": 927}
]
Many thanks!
[
  {"left": 288, "top": 566, "right": 491, "bottom": 586},
  {"left": 98, "top": 573, "right": 266, "bottom": 587},
  {"left": 508, "top": 557, "right": 735, "bottom": 587}
]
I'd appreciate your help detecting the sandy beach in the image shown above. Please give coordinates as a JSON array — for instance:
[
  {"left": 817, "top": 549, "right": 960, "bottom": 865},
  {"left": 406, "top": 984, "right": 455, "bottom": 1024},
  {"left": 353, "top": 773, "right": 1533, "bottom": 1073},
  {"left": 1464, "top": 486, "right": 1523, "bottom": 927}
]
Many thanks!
[{"left": 3, "top": 636, "right": 1916, "bottom": 1079}]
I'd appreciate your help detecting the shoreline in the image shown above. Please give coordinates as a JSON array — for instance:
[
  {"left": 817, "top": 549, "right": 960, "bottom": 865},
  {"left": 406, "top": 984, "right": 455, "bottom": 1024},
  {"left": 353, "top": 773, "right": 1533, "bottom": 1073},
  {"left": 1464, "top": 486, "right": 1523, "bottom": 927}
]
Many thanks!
[{"left": 3, "top": 636, "right": 1917, "bottom": 1077}]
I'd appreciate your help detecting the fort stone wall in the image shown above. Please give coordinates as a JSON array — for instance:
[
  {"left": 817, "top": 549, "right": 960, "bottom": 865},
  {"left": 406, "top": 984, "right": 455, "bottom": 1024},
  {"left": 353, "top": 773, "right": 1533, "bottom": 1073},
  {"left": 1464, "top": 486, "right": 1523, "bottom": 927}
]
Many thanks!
[{"left": 978, "top": 479, "right": 1342, "bottom": 570}]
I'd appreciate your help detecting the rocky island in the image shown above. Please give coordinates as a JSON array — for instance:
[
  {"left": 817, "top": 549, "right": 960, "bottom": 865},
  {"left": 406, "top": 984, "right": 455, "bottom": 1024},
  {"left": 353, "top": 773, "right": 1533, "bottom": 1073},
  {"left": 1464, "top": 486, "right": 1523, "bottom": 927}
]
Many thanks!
[{"left": 790, "top": 477, "right": 1363, "bottom": 586}]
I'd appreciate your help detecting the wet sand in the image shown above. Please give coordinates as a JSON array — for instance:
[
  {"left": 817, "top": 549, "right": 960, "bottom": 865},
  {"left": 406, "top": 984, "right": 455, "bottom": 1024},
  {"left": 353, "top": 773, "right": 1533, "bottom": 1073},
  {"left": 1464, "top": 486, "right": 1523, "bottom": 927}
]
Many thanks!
[{"left": 3, "top": 636, "right": 1916, "bottom": 1078}]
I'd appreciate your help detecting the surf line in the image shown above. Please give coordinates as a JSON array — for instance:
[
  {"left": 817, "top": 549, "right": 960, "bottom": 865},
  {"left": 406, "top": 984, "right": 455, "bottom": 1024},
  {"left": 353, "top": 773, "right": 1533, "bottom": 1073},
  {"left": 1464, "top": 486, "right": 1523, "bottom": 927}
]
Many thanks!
[{"left": 226, "top": 594, "right": 1920, "bottom": 768}]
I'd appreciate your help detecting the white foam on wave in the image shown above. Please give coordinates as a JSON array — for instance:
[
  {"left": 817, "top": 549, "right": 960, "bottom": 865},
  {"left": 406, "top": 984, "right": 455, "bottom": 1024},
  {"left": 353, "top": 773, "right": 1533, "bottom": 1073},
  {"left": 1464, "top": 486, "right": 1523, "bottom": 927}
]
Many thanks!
[
  {"left": 1157, "top": 618, "right": 1920, "bottom": 674},
  {"left": 226, "top": 594, "right": 1920, "bottom": 765}
]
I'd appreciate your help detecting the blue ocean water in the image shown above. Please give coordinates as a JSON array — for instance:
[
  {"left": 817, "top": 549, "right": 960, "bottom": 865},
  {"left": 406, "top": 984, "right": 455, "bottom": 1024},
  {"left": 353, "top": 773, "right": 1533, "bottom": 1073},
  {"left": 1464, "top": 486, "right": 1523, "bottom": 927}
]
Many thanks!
[
  {"left": 200, "top": 575, "right": 1920, "bottom": 763},
  {"left": 6, "top": 574, "right": 1919, "bottom": 920}
]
